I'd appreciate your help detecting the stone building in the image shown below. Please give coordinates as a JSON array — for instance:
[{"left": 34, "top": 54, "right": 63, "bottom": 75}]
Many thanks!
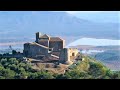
[
  {"left": 23, "top": 32, "right": 80, "bottom": 64},
  {"left": 59, "top": 48, "right": 79, "bottom": 64}
]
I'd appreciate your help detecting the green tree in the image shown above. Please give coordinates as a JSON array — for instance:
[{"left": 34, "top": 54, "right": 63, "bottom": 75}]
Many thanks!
[{"left": 0, "top": 68, "right": 15, "bottom": 79}]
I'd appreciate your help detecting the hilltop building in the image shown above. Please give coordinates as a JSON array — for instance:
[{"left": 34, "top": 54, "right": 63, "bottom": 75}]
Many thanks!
[{"left": 23, "top": 32, "right": 80, "bottom": 64}]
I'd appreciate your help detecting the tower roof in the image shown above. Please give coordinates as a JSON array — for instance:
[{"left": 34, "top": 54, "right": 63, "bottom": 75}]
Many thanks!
[{"left": 40, "top": 34, "right": 50, "bottom": 39}]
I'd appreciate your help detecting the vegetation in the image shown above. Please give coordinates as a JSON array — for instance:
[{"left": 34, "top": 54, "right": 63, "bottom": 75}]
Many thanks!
[
  {"left": 56, "top": 57, "right": 120, "bottom": 79},
  {"left": 0, "top": 58, "right": 54, "bottom": 79},
  {"left": 0, "top": 57, "right": 120, "bottom": 79}
]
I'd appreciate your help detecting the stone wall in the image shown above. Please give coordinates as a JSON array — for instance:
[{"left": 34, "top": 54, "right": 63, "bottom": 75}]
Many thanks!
[
  {"left": 38, "top": 40, "right": 49, "bottom": 47},
  {"left": 59, "top": 48, "right": 68, "bottom": 63},
  {"left": 49, "top": 41, "right": 64, "bottom": 52},
  {"left": 23, "top": 43, "right": 30, "bottom": 57},
  {"left": 23, "top": 32, "right": 80, "bottom": 64},
  {"left": 2, "top": 53, "right": 23, "bottom": 59},
  {"left": 68, "top": 48, "right": 79, "bottom": 61},
  {"left": 59, "top": 48, "right": 79, "bottom": 64},
  {"left": 23, "top": 43, "right": 49, "bottom": 58}
]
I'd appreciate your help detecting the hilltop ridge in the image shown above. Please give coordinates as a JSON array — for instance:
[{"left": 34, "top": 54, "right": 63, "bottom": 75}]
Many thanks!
[{"left": 0, "top": 55, "right": 120, "bottom": 79}]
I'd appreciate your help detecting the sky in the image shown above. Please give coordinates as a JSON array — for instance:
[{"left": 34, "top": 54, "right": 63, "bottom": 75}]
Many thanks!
[
  {"left": 66, "top": 11, "right": 110, "bottom": 14},
  {"left": 0, "top": 11, "right": 119, "bottom": 23},
  {"left": 65, "top": 11, "right": 120, "bottom": 23}
]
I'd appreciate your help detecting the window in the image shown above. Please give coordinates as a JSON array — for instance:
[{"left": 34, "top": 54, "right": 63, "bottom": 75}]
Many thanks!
[
  {"left": 72, "top": 53, "right": 75, "bottom": 56},
  {"left": 49, "top": 49, "right": 52, "bottom": 51}
]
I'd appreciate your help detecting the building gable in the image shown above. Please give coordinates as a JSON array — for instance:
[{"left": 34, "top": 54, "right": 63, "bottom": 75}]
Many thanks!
[
  {"left": 50, "top": 37, "right": 63, "bottom": 42},
  {"left": 40, "top": 34, "right": 50, "bottom": 39}
]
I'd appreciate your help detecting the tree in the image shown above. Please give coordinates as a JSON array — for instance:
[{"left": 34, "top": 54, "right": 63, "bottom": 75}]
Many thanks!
[
  {"left": 28, "top": 72, "right": 39, "bottom": 79},
  {"left": 8, "top": 58, "right": 19, "bottom": 65},
  {"left": 0, "top": 68, "right": 15, "bottom": 79},
  {"left": 12, "top": 50, "right": 17, "bottom": 55},
  {"left": 36, "top": 71, "right": 54, "bottom": 79}
]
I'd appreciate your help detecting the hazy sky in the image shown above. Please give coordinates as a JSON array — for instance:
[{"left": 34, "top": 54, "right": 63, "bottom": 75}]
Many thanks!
[
  {"left": 0, "top": 11, "right": 119, "bottom": 23},
  {"left": 65, "top": 11, "right": 120, "bottom": 23},
  {"left": 66, "top": 11, "right": 103, "bottom": 14}
]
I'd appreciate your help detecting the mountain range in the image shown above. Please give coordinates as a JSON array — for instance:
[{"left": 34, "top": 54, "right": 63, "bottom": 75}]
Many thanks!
[
  {"left": 71, "top": 11, "right": 119, "bottom": 23},
  {"left": 0, "top": 11, "right": 119, "bottom": 41}
]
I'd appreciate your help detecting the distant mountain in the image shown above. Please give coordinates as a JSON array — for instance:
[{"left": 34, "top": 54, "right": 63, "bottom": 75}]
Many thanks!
[
  {"left": 72, "top": 11, "right": 119, "bottom": 23},
  {"left": 93, "top": 50, "right": 120, "bottom": 62},
  {"left": 0, "top": 11, "right": 119, "bottom": 40}
]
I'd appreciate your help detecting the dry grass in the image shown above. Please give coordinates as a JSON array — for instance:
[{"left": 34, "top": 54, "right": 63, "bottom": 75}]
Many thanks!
[
  {"left": 47, "top": 64, "right": 69, "bottom": 74},
  {"left": 32, "top": 63, "right": 69, "bottom": 74}
]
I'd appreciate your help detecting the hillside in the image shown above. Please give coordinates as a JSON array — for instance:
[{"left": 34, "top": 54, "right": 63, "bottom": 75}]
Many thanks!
[
  {"left": 93, "top": 50, "right": 120, "bottom": 62},
  {"left": 0, "top": 56, "right": 120, "bottom": 79},
  {"left": 0, "top": 11, "right": 119, "bottom": 40},
  {"left": 91, "top": 50, "right": 120, "bottom": 71}
]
